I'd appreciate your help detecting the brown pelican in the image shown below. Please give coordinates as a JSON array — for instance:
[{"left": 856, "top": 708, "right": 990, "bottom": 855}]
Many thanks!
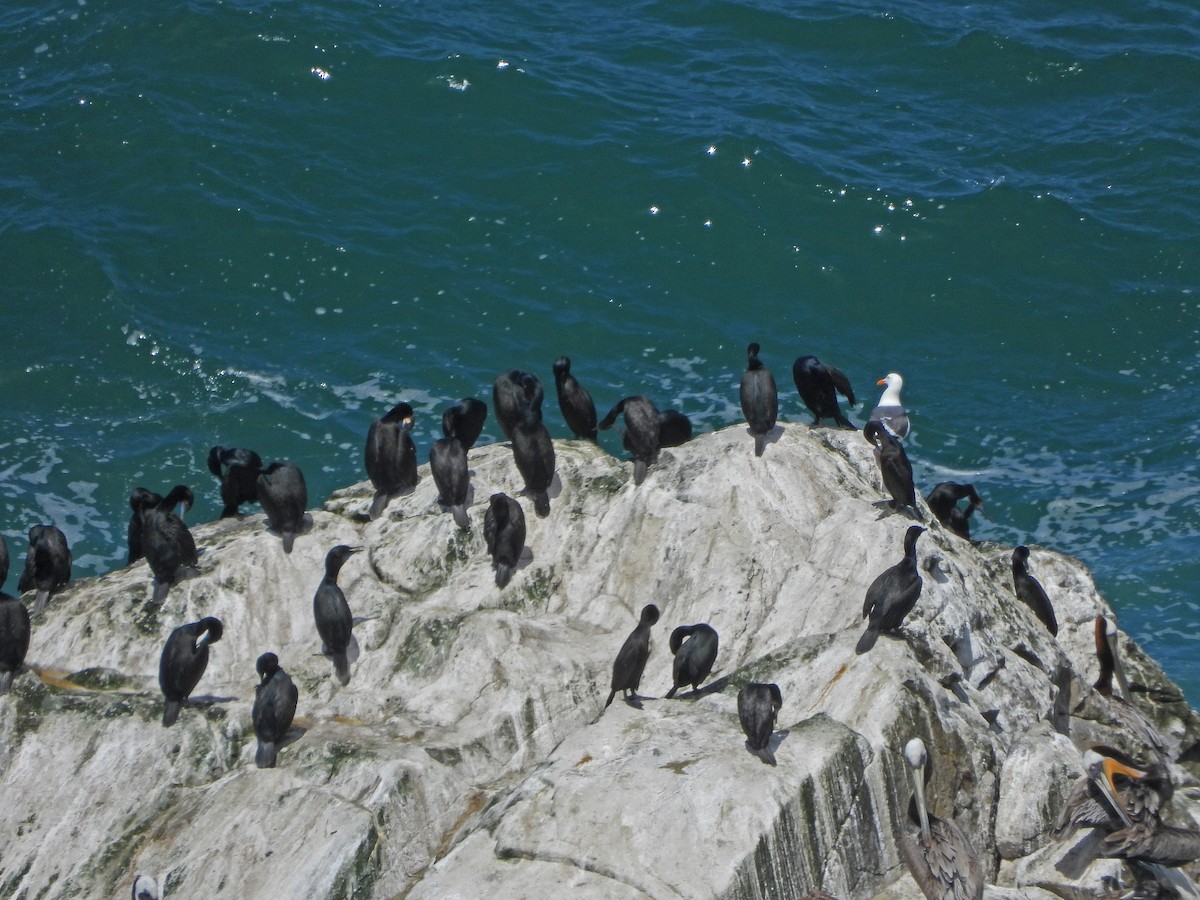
[
  {"left": 1053, "top": 745, "right": 1161, "bottom": 840},
  {"left": 898, "top": 737, "right": 983, "bottom": 900},
  {"left": 1076, "top": 748, "right": 1200, "bottom": 894},
  {"left": 1093, "top": 616, "right": 1168, "bottom": 761}
]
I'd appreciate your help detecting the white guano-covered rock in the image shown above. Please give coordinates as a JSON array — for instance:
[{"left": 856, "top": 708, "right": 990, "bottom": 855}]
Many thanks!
[{"left": 0, "top": 423, "right": 1196, "bottom": 898}]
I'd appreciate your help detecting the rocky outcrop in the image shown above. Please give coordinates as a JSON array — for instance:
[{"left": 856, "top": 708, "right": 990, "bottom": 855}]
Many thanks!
[{"left": 0, "top": 424, "right": 1197, "bottom": 898}]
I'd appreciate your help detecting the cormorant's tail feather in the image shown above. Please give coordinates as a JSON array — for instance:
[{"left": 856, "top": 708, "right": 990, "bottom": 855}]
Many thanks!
[
  {"left": 256, "top": 740, "right": 278, "bottom": 768},
  {"left": 151, "top": 580, "right": 170, "bottom": 606},
  {"left": 753, "top": 745, "right": 778, "bottom": 766},
  {"left": 835, "top": 414, "right": 855, "bottom": 429},
  {"left": 32, "top": 589, "right": 50, "bottom": 615},
  {"left": 754, "top": 433, "right": 766, "bottom": 457},
  {"left": 162, "top": 700, "right": 182, "bottom": 727},
  {"left": 633, "top": 460, "right": 648, "bottom": 485},
  {"left": 665, "top": 685, "right": 678, "bottom": 699},
  {"left": 281, "top": 531, "right": 295, "bottom": 554},
  {"left": 533, "top": 492, "right": 550, "bottom": 518},
  {"left": 452, "top": 505, "right": 470, "bottom": 530},
  {"left": 368, "top": 492, "right": 390, "bottom": 521},
  {"left": 0, "top": 670, "right": 14, "bottom": 695},
  {"left": 604, "top": 689, "right": 616, "bottom": 708},
  {"left": 855, "top": 629, "right": 879, "bottom": 654},
  {"left": 495, "top": 563, "right": 514, "bottom": 589},
  {"left": 333, "top": 652, "right": 351, "bottom": 686}
]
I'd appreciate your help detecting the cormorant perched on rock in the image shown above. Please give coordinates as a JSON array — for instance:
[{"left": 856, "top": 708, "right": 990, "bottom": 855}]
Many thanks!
[
  {"left": 657, "top": 409, "right": 693, "bottom": 447},
  {"left": 131, "top": 875, "right": 160, "bottom": 900},
  {"left": 429, "top": 437, "right": 470, "bottom": 529},
  {"left": 256, "top": 462, "right": 308, "bottom": 553},
  {"left": 314, "top": 545, "right": 361, "bottom": 686},
  {"left": 792, "top": 355, "right": 856, "bottom": 428},
  {"left": 207, "top": 446, "right": 263, "bottom": 518},
  {"left": 605, "top": 604, "right": 660, "bottom": 708},
  {"left": 553, "top": 356, "right": 597, "bottom": 441},
  {"left": 510, "top": 405, "right": 555, "bottom": 518},
  {"left": 1012, "top": 546, "right": 1057, "bottom": 636},
  {"left": 926, "top": 483, "right": 983, "bottom": 540},
  {"left": 141, "top": 485, "right": 198, "bottom": 605},
  {"left": 493, "top": 371, "right": 544, "bottom": 442},
  {"left": 442, "top": 398, "right": 488, "bottom": 451},
  {"left": 364, "top": 401, "right": 418, "bottom": 520},
  {"left": 159, "top": 616, "right": 223, "bottom": 726},
  {"left": 598, "top": 396, "right": 660, "bottom": 485},
  {"left": 864, "top": 421, "right": 921, "bottom": 520},
  {"left": 19, "top": 524, "right": 72, "bottom": 615},
  {"left": 666, "top": 624, "right": 719, "bottom": 698},
  {"left": 253, "top": 652, "right": 298, "bottom": 768},
  {"left": 856, "top": 525, "right": 925, "bottom": 654},
  {"left": 740, "top": 343, "right": 778, "bottom": 457},
  {"left": 0, "top": 591, "right": 30, "bottom": 694},
  {"left": 869, "top": 373, "right": 909, "bottom": 439},
  {"left": 484, "top": 493, "right": 526, "bottom": 589},
  {"left": 738, "top": 683, "right": 782, "bottom": 766},
  {"left": 126, "top": 487, "right": 162, "bottom": 566},
  {"left": 898, "top": 737, "right": 984, "bottom": 900}
]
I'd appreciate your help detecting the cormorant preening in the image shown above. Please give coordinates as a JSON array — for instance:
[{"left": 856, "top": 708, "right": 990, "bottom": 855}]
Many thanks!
[
  {"left": 553, "top": 356, "right": 597, "bottom": 441},
  {"left": 856, "top": 525, "right": 925, "bottom": 654},
  {"left": 484, "top": 493, "right": 526, "bottom": 589},
  {"left": 314, "top": 545, "right": 361, "bottom": 686},
  {"left": 253, "top": 651, "right": 298, "bottom": 768},
  {"left": 925, "top": 483, "right": 982, "bottom": 541},
  {"left": 442, "top": 398, "right": 488, "bottom": 451},
  {"left": 792, "top": 355, "right": 856, "bottom": 428},
  {"left": 256, "top": 462, "right": 308, "bottom": 553},
  {"left": 126, "top": 487, "right": 162, "bottom": 566},
  {"left": 898, "top": 737, "right": 984, "bottom": 900},
  {"left": 493, "top": 371, "right": 544, "bottom": 442},
  {"left": 159, "top": 616, "right": 223, "bottom": 726},
  {"left": 1011, "top": 546, "right": 1057, "bottom": 636},
  {"left": 869, "top": 373, "right": 909, "bottom": 439},
  {"left": 598, "top": 396, "right": 660, "bottom": 485},
  {"left": 19, "top": 524, "right": 72, "bottom": 615},
  {"left": 666, "top": 624, "right": 719, "bottom": 699},
  {"left": 141, "top": 485, "right": 198, "bottom": 605},
  {"left": 510, "top": 405, "right": 555, "bottom": 518},
  {"left": 740, "top": 343, "right": 778, "bottom": 457},
  {"left": 0, "top": 591, "right": 31, "bottom": 694},
  {"left": 737, "top": 683, "right": 782, "bottom": 766},
  {"left": 429, "top": 437, "right": 470, "bottom": 528},
  {"left": 864, "top": 421, "right": 921, "bottom": 520},
  {"left": 657, "top": 410, "right": 693, "bottom": 447},
  {"left": 207, "top": 445, "right": 263, "bottom": 518},
  {"left": 605, "top": 604, "right": 660, "bottom": 708},
  {"left": 364, "top": 402, "right": 418, "bottom": 520}
]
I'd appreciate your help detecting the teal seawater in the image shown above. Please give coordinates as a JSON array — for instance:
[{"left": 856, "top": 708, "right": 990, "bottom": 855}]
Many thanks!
[{"left": 3, "top": 1, "right": 1199, "bottom": 696}]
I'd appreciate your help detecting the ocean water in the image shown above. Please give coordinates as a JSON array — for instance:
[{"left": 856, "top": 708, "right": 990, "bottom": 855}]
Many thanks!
[{"left": 3, "top": 0, "right": 1199, "bottom": 697}]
